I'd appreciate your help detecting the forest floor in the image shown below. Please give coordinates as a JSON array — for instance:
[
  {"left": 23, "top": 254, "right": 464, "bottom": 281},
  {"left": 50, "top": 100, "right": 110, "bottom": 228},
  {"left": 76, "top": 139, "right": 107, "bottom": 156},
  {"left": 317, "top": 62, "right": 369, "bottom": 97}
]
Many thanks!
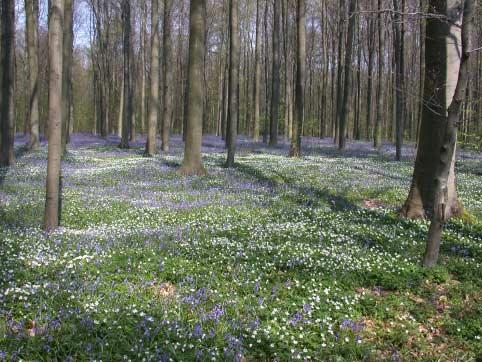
[{"left": 0, "top": 133, "right": 481, "bottom": 361}]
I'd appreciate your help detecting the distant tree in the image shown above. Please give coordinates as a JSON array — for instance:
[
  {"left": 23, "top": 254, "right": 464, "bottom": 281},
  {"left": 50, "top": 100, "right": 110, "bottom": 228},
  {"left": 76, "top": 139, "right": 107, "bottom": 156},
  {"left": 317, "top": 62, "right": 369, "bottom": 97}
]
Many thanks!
[
  {"left": 401, "top": 0, "right": 465, "bottom": 219},
  {"left": 269, "top": 0, "right": 280, "bottom": 146},
  {"left": 25, "top": 0, "right": 40, "bottom": 150},
  {"left": 226, "top": 0, "right": 239, "bottom": 168},
  {"left": 423, "top": 0, "right": 476, "bottom": 267},
  {"left": 44, "top": 0, "right": 64, "bottom": 231},
  {"left": 252, "top": 0, "right": 261, "bottom": 142},
  {"left": 178, "top": 0, "right": 207, "bottom": 176},
  {"left": 61, "top": 0, "right": 74, "bottom": 155},
  {"left": 289, "top": 0, "right": 306, "bottom": 157},
  {"left": 0, "top": 0, "right": 15, "bottom": 167},
  {"left": 145, "top": 0, "right": 159, "bottom": 156},
  {"left": 374, "top": 0, "right": 383, "bottom": 149},
  {"left": 161, "top": 0, "right": 173, "bottom": 152}
]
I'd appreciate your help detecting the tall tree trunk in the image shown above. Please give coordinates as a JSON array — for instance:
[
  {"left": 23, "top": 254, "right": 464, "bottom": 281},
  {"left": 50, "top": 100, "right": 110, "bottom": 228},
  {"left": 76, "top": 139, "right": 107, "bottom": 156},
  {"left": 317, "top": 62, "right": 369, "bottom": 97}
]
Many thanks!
[
  {"left": 145, "top": 0, "right": 159, "bottom": 156},
  {"left": 400, "top": 0, "right": 464, "bottom": 219},
  {"left": 366, "top": 11, "right": 375, "bottom": 141},
  {"left": 393, "top": 0, "right": 405, "bottom": 160},
  {"left": 61, "top": 0, "right": 73, "bottom": 155},
  {"left": 289, "top": 0, "right": 306, "bottom": 157},
  {"left": 252, "top": 0, "right": 261, "bottom": 142},
  {"left": 44, "top": 0, "right": 64, "bottom": 231},
  {"left": 26, "top": 0, "right": 40, "bottom": 150},
  {"left": 226, "top": 0, "right": 239, "bottom": 168},
  {"left": 338, "top": 0, "right": 357, "bottom": 150},
  {"left": 178, "top": 0, "right": 207, "bottom": 176},
  {"left": 335, "top": 0, "right": 346, "bottom": 144},
  {"left": 269, "top": 0, "right": 281, "bottom": 146},
  {"left": 1, "top": 0, "right": 15, "bottom": 167},
  {"left": 423, "top": 0, "right": 475, "bottom": 267},
  {"left": 119, "top": 0, "right": 131, "bottom": 149},
  {"left": 374, "top": 0, "right": 383, "bottom": 149},
  {"left": 161, "top": 0, "right": 173, "bottom": 152},
  {"left": 140, "top": 0, "right": 147, "bottom": 135}
]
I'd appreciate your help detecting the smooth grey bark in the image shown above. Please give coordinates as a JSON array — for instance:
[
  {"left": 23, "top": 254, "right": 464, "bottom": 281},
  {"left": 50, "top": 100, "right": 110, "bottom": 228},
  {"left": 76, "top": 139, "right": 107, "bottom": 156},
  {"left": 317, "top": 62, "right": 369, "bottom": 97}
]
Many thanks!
[
  {"left": 26, "top": 0, "right": 40, "bottom": 150},
  {"left": 145, "top": 0, "right": 159, "bottom": 156},
  {"left": 178, "top": 0, "right": 207, "bottom": 176},
  {"left": 374, "top": 0, "right": 383, "bottom": 148},
  {"left": 44, "top": 0, "right": 64, "bottom": 231},
  {"left": 226, "top": 0, "right": 239, "bottom": 168},
  {"left": 252, "top": 0, "right": 261, "bottom": 142},
  {"left": 269, "top": 0, "right": 281, "bottom": 146},
  {"left": 119, "top": 0, "right": 132, "bottom": 149},
  {"left": 61, "top": 0, "right": 73, "bottom": 155},
  {"left": 161, "top": 0, "right": 173, "bottom": 152},
  {"left": 401, "top": 0, "right": 464, "bottom": 219},
  {"left": 423, "top": 0, "right": 476, "bottom": 267},
  {"left": 0, "top": 0, "right": 15, "bottom": 167},
  {"left": 338, "top": 0, "right": 357, "bottom": 150},
  {"left": 289, "top": 0, "right": 305, "bottom": 157}
]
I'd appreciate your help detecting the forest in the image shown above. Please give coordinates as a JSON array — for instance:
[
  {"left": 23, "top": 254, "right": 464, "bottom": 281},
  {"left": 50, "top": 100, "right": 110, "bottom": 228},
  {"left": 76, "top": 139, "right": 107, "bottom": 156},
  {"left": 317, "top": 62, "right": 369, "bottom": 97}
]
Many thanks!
[{"left": 0, "top": 0, "right": 481, "bottom": 360}]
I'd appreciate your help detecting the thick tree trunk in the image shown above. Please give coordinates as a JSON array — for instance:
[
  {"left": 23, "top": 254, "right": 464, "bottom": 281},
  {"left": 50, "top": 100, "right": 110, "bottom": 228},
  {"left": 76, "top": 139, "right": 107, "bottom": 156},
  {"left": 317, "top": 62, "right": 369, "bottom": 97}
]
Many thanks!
[
  {"left": 401, "top": 0, "right": 464, "bottom": 219},
  {"left": 423, "top": 0, "right": 475, "bottom": 267},
  {"left": 269, "top": 0, "right": 280, "bottom": 146},
  {"left": 178, "top": 0, "right": 207, "bottom": 176},
  {"left": 338, "top": 0, "right": 357, "bottom": 150},
  {"left": 161, "top": 0, "right": 173, "bottom": 152},
  {"left": 1, "top": 0, "right": 15, "bottom": 167},
  {"left": 289, "top": 0, "right": 305, "bottom": 157},
  {"left": 145, "top": 0, "right": 159, "bottom": 156},
  {"left": 26, "top": 0, "right": 40, "bottom": 150},
  {"left": 44, "top": 0, "right": 64, "bottom": 231}
]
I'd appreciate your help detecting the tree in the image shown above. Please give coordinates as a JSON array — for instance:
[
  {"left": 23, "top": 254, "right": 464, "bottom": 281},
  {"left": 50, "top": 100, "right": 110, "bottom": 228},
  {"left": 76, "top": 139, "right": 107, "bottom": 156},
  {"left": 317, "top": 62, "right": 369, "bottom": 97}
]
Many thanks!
[
  {"left": 374, "top": 0, "right": 383, "bottom": 149},
  {"left": 145, "top": 0, "right": 159, "bottom": 156},
  {"left": 119, "top": 0, "right": 132, "bottom": 149},
  {"left": 226, "top": 0, "right": 239, "bottom": 168},
  {"left": 392, "top": 0, "right": 406, "bottom": 161},
  {"left": 269, "top": 0, "right": 281, "bottom": 146},
  {"left": 61, "top": 0, "right": 74, "bottom": 155},
  {"left": 289, "top": 0, "right": 306, "bottom": 157},
  {"left": 423, "top": 0, "right": 476, "bottom": 267},
  {"left": 338, "top": 0, "right": 357, "bottom": 150},
  {"left": 25, "top": 0, "right": 40, "bottom": 151},
  {"left": 161, "top": 0, "right": 173, "bottom": 152},
  {"left": 0, "top": 0, "right": 15, "bottom": 167},
  {"left": 400, "top": 0, "right": 464, "bottom": 219},
  {"left": 252, "top": 0, "right": 261, "bottom": 142},
  {"left": 178, "top": 0, "right": 207, "bottom": 176},
  {"left": 44, "top": 0, "right": 64, "bottom": 231}
]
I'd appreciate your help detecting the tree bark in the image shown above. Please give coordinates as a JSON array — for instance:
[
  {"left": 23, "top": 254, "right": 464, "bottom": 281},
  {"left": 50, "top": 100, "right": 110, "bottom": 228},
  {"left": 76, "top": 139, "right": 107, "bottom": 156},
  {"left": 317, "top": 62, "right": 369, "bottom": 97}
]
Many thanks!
[
  {"left": 119, "top": 0, "right": 132, "bottom": 149},
  {"left": 61, "top": 0, "right": 73, "bottom": 155},
  {"left": 26, "top": 0, "right": 40, "bottom": 150},
  {"left": 44, "top": 0, "right": 64, "bottom": 231},
  {"left": 178, "top": 0, "right": 207, "bottom": 176},
  {"left": 145, "top": 0, "right": 159, "bottom": 156},
  {"left": 401, "top": 0, "right": 464, "bottom": 219},
  {"left": 252, "top": 0, "right": 261, "bottom": 142},
  {"left": 0, "top": 0, "right": 15, "bottom": 167},
  {"left": 374, "top": 0, "right": 383, "bottom": 149},
  {"left": 423, "top": 0, "right": 475, "bottom": 267},
  {"left": 226, "top": 0, "right": 239, "bottom": 168},
  {"left": 161, "top": 0, "right": 173, "bottom": 152},
  {"left": 269, "top": 0, "right": 281, "bottom": 146},
  {"left": 338, "top": 0, "right": 357, "bottom": 150},
  {"left": 289, "top": 0, "right": 305, "bottom": 157}
]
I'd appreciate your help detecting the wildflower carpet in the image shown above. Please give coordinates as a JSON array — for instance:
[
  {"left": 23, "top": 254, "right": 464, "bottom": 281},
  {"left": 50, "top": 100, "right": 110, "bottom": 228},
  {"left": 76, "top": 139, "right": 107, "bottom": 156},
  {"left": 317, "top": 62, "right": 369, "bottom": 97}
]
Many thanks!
[{"left": 0, "top": 134, "right": 481, "bottom": 360}]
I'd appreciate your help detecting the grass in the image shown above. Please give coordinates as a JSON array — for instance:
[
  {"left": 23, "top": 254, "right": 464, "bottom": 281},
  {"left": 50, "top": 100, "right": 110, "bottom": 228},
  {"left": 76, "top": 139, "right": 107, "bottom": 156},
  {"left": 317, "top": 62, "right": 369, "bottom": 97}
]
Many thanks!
[{"left": 0, "top": 135, "right": 481, "bottom": 361}]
